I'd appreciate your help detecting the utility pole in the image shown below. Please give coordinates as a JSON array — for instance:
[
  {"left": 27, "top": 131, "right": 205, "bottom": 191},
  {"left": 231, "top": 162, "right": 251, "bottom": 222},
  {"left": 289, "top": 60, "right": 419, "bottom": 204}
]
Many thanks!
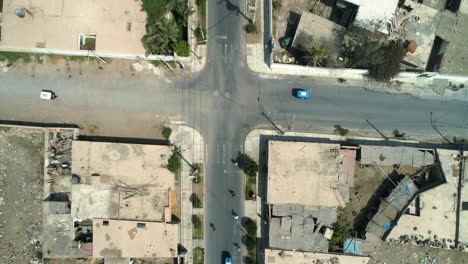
[
  {"left": 430, "top": 112, "right": 452, "bottom": 144},
  {"left": 366, "top": 120, "right": 388, "bottom": 140}
]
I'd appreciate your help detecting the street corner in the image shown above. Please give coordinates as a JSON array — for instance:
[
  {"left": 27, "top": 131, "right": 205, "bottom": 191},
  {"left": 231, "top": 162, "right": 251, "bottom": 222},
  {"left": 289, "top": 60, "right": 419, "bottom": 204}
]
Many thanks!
[{"left": 168, "top": 124, "right": 206, "bottom": 163}]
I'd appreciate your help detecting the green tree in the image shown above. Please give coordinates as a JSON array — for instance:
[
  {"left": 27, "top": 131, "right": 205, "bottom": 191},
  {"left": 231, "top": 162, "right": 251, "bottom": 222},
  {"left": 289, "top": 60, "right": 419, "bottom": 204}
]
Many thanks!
[
  {"left": 243, "top": 218, "right": 257, "bottom": 236},
  {"left": 368, "top": 40, "right": 406, "bottom": 82},
  {"left": 167, "top": 152, "right": 181, "bottom": 173},
  {"left": 161, "top": 126, "right": 172, "bottom": 139},
  {"left": 142, "top": 19, "right": 179, "bottom": 56},
  {"left": 167, "top": 0, "right": 194, "bottom": 26},
  {"left": 241, "top": 155, "right": 258, "bottom": 177},
  {"left": 342, "top": 36, "right": 384, "bottom": 68},
  {"left": 303, "top": 45, "right": 327, "bottom": 67},
  {"left": 334, "top": 125, "right": 349, "bottom": 136},
  {"left": 174, "top": 41, "right": 191, "bottom": 57},
  {"left": 329, "top": 223, "right": 351, "bottom": 252},
  {"left": 272, "top": 0, "right": 282, "bottom": 12},
  {"left": 245, "top": 23, "right": 258, "bottom": 34},
  {"left": 190, "top": 193, "right": 202, "bottom": 208}
]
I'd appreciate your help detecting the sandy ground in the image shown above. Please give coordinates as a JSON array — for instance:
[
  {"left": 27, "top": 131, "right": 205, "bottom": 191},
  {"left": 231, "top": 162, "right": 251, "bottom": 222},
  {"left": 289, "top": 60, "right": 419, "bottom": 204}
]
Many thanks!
[
  {"left": 368, "top": 242, "right": 468, "bottom": 264},
  {"left": 0, "top": 127, "right": 44, "bottom": 264}
]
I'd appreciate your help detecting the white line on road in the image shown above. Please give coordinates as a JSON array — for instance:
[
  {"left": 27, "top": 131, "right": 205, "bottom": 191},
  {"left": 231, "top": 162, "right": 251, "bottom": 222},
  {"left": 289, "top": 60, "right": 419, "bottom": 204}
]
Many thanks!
[
  {"left": 224, "top": 44, "right": 228, "bottom": 64},
  {"left": 222, "top": 144, "right": 226, "bottom": 164},
  {"left": 240, "top": 144, "right": 243, "bottom": 153},
  {"left": 217, "top": 144, "right": 220, "bottom": 164},
  {"left": 205, "top": 144, "right": 208, "bottom": 162},
  {"left": 217, "top": 35, "right": 227, "bottom": 39}
]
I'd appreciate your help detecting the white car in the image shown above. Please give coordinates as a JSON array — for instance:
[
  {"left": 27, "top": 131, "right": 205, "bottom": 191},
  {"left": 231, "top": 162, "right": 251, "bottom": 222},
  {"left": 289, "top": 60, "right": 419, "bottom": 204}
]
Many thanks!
[{"left": 40, "top": 90, "right": 57, "bottom": 100}]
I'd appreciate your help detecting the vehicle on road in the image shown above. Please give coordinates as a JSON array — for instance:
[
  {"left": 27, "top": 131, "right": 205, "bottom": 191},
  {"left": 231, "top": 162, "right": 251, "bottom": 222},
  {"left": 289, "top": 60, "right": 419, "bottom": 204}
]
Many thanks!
[
  {"left": 225, "top": 257, "right": 232, "bottom": 264},
  {"left": 292, "top": 88, "right": 310, "bottom": 99},
  {"left": 40, "top": 90, "right": 57, "bottom": 100}
]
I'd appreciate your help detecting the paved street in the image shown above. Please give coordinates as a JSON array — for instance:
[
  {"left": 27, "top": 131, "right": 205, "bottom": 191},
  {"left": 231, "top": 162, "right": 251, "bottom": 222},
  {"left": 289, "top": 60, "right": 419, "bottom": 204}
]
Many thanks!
[{"left": 1, "top": 0, "right": 468, "bottom": 264}]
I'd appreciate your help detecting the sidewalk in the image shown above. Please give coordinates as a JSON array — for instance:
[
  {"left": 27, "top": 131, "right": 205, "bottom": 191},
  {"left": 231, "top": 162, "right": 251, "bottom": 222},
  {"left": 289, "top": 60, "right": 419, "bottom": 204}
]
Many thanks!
[{"left": 170, "top": 125, "right": 205, "bottom": 264}]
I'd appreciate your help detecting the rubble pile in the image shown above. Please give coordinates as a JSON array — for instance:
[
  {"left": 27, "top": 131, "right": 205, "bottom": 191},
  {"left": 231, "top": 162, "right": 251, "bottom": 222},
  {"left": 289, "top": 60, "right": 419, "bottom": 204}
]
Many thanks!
[{"left": 389, "top": 235, "right": 468, "bottom": 251}]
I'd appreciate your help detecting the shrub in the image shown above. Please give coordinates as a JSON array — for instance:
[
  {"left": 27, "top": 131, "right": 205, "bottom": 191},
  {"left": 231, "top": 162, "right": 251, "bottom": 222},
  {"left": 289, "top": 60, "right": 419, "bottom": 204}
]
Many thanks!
[
  {"left": 195, "top": 27, "right": 207, "bottom": 42},
  {"left": 243, "top": 218, "right": 257, "bottom": 236},
  {"left": 192, "top": 215, "right": 201, "bottom": 229},
  {"left": 174, "top": 41, "right": 191, "bottom": 57},
  {"left": 161, "top": 126, "right": 172, "bottom": 139},
  {"left": 272, "top": 0, "right": 282, "bottom": 12},
  {"left": 167, "top": 152, "right": 181, "bottom": 173},
  {"left": 329, "top": 223, "right": 351, "bottom": 252},
  {"left": 334, "top": 125, "right": 349, "bottom": 136},
  {"left": 245, "top": 23, "right": 258, "bottom": 34},
  {"left": 190, "top": 193, "right": 203, "bottom": 208},
  {"left": 244, "top": 235, "right": 256, "bottom": 251},
  {"left": 241, "top": 155, "right": 258, "bottom": 177}
]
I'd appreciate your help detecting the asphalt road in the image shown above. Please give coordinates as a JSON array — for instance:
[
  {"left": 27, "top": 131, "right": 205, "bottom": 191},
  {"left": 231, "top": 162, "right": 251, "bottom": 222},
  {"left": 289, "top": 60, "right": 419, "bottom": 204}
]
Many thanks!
[{"left": 1, "top": 1, "right": 468, "bottom": 264}]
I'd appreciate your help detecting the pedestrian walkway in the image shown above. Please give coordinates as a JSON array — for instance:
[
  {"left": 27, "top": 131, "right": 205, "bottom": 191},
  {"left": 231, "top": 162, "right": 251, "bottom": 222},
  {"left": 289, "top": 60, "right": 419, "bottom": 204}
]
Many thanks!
[{"left": 170, "top": 125, "right": 205, "bottom": 264}]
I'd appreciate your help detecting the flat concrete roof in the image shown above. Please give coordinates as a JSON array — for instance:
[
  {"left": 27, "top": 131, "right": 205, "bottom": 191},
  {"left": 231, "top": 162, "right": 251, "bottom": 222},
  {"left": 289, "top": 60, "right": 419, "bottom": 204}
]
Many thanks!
[
  {"left": 264, "top": 249, "right": 370, "bottom": 264},
  {"left": 1, "top": 0, "right": 147, "bottom": 55},
  {"left": 71, "top": 141, "right": 174, "bottom": 221},
  {"left": 292, "top": 12, "right": 345, "bottom": 56},
  {"left": 387, "top": 149, "right": 459, "bottom": 245},
  {"left": 93, "top": 219, "right": 178, "bottom": 258},
  {"left": 402, "top": 3, "right": 439, "bottom": 69},
  {"left": 345, "top": 0, "right": 399, "bottom": 33},
  {"left": 267, "top": 141, "right": 346, "bottom": 207}
]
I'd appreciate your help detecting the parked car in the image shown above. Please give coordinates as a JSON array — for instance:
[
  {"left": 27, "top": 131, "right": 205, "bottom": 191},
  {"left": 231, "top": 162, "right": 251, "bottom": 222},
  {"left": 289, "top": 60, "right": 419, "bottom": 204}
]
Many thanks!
[
  {"left": 40, "top": 90, "right": 57, "bottom": 100},
  {"left": 292, "top": 88, "right": 310, "bottom": 99}
]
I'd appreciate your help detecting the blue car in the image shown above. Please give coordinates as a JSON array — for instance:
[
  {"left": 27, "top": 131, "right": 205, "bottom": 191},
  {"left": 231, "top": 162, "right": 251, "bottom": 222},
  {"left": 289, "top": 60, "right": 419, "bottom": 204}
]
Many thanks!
[
  {"left": 225, "top": 257, "right": 232, "bottom": 264},
  {"left": 293, "top": 88, "right": 310, "bottom": 99}
]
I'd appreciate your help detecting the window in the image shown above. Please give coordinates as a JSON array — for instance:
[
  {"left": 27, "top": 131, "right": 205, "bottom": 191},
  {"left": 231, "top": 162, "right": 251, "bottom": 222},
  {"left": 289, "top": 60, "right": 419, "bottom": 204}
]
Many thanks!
[
  {"left": 102, "top": 220, "right": 109, "bottom": 226},
  {"left": 137, "top": 223, "right": 146, "bottom": 228}
]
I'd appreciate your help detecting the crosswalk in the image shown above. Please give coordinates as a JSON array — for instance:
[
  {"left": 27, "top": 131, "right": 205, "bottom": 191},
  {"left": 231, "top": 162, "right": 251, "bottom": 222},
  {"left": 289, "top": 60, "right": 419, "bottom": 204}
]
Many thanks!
[{"left": 206, "top": 143, "right": 244, "bottom": 165}]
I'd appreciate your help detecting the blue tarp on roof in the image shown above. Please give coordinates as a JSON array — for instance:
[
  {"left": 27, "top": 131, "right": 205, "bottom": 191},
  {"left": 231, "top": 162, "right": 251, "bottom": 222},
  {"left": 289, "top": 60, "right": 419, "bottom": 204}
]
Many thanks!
[{"left": 344, "top": 238, "right": 363, "bottom": 255}]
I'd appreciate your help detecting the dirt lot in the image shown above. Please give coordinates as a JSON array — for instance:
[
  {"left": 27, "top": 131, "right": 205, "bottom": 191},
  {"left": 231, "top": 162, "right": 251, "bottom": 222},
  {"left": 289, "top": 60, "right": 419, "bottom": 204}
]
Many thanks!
[
  {"left": 369, "top": 242, "right": 468, "bottom": 264},
  {"left": 0, "top": 127, "right": 44, "bottom": 264},
  {"left": 339, "top": 163, "right": 419, "bottom": 235}
]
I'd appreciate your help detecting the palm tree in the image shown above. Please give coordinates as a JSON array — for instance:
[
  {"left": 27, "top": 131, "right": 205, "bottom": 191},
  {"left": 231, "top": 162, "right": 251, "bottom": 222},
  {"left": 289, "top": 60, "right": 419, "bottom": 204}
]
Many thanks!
[
  {"left": 167, "top": 0, "right": 194, "bottom": 26},
  {"left": 142, "top": 19, "right": 179, "bottom": 56}
]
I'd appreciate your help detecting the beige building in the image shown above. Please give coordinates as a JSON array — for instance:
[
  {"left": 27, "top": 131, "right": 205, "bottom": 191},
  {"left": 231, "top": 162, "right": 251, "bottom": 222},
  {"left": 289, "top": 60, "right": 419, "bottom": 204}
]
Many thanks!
[
  {"left": 93, "top": 219, "right": 178, "bottom": 258},
  {"left": 1, "top": 0, "right": 147, "bottom": 56},
  {"left": 267, "top": 141, "right": 349, "bottom": 208},
  {"left": 69, "top": 141, "right": 178, "bottom": 259},
  {"left": 264, "top": 249, "right": 370, "bottom": 264}
]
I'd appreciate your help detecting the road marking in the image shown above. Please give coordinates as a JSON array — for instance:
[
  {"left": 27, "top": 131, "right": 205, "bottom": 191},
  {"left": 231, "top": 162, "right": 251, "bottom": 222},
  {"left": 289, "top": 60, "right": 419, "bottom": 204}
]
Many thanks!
[
  {"left": 240, "top": 144, "right": 243, "bottom": 153},
  {"left": 224, "top": 44, "right": 228, "bottom": 64},
  {"left": 217, "top": 35, "right": 227, "bottom": 39},
  {"left": 205, "top": 144, "right": 208, "bottom": 162},
  {"left": 217, "top": 144, "right": 220, "bottom": 164},
  {"left": 222, "top": 144, "right": 226, "bottom": 164}
]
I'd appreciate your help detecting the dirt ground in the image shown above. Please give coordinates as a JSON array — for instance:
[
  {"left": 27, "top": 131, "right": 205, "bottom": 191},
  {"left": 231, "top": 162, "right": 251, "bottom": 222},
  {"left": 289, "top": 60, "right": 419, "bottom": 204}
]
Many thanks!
[
  {"left": 368, "top": 242, "right": 468, "bottom": 264},
  {"left": 339, "top": 162, "right": 419, "bottom": 235},
  {"left": 0, "top": 127, "right": 44, "bottom": 264}
]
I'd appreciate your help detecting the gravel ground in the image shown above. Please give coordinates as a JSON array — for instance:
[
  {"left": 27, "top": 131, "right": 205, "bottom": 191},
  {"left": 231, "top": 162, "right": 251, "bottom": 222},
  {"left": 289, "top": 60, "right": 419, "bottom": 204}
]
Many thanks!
[
  {"left": 369, "top": 242, "right": 468, "bottom": 264},
  {"left": 0, "top": 127, "right": 44, "bottom": 264}
]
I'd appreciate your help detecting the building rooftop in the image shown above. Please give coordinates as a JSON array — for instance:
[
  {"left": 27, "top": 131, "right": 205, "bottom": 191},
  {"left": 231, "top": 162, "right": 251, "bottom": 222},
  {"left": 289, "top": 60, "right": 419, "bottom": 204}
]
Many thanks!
[
  {"left": 387, "top": 149, "right": 459, "bottom": 246},
  {"left": 292, "top": 11, "right": 346, "bottom": 57},
  {"left": 267, "top": 141, "right": 351, "bottom": 208},
  {"left": 93, "top": 219, "right": 178, "bottom": 258},
  {"left": 264, "top": 249, "right": 370, "bottom": 264},
  {"left": 71, "top": 141, "right": 174, "bottom": 221},
  {"left": 360, "top": 146, "right": 434, "bottom": 167},
  {"left": 366, "top": 175, "right": 418, "bottom": 239},
  {"left": 402, "top": 3, "right": 439, "bottom": 69},
  {"left": 0, "top": 0, "right": 147, "bottom": 55},
  {"left": 345, "top": 0, "right": 399, "bottom": 34}
]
